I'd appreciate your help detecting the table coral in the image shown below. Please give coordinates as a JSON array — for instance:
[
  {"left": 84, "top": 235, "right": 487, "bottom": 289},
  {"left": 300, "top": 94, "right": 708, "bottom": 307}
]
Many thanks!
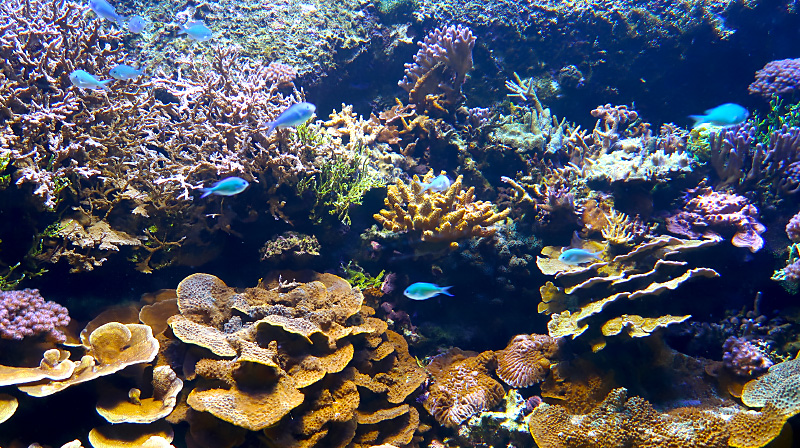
[
  {"left": 536, "top": 235, "right": 719, "bottom": 348},
  {"left": 495, "top": 333, "right": 560, "bottom": 388},
  {"left": 0, "top": 288, "right": 70, "bottom": 342},
  {"left": 96, "top": 365, "right": 183, "bottom": 424},
  {"left": 374, "top": 171, "right": 509, "bottom": 249},
  {"left": 159, "top": 272, "right": 425, "bottom": 446},
  {"left": 666, "top": 185, "right": 766, "bottom": 252}
]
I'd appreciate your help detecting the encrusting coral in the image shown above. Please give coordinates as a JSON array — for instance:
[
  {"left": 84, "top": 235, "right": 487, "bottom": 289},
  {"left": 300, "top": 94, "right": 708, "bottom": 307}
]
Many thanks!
[{"left": 374, "top": 171, "right": 509, "bottom": 249}]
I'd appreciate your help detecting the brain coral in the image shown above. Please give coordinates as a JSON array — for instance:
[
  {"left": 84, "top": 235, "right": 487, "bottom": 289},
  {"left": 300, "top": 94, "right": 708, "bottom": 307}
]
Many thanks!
[
  {"left": 422, "top": 349, "right": 504, "bottom": 427},
  {"left": 495, "top": 333, "right": 560, "bottom": 388}
]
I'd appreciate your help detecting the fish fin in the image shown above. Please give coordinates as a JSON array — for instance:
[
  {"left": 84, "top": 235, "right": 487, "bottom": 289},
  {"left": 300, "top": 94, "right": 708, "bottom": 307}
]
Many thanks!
[
  {"left": 199, "top": 188, "right": 213, "bottom": 198},
  {"left": 688, "top": 114, "right": 706, "bottom": 126},
  {"left": 440, "top": 286, "right": 454, "bottom": 296}
]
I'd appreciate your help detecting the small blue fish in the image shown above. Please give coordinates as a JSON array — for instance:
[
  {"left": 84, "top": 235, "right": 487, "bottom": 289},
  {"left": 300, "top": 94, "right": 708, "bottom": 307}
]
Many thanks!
[
  {"left": 178, "top": 20, "right": 214, "bottom": 42},
  {"left": 88, "top": 0, "right": 125, "bottom": 24},
  {"left": 265, "top": 102, "right": 316, "bottom": 136},
  {"left": 127, "top": 15, "right": 149, "bottom": 34},
  {"left": 69, "top": 70, "right": 111, "bottom": 91},
  {"left": 420, "top": 174, "right": 451, "bottom": 193},
  {"left": 109, "top": 64, "right": 144, "bottom": 81},
  {"left": 198, "top": 177, "right": 249, "bottom": 198},
  {"left": 404, "top": 282, "right": 453, "bottom": 301},
  {"left": 558, "top": 248, "right": 602, "bottom": 265},
  {"left": 689, "top": 103, "right": 749, "bottom": 128}
]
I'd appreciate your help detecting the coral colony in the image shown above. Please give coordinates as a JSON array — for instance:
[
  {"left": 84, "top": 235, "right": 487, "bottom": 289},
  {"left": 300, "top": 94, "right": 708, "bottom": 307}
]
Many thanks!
[{"left": 3, "top": 0, "right": 800, "bottom": 447}]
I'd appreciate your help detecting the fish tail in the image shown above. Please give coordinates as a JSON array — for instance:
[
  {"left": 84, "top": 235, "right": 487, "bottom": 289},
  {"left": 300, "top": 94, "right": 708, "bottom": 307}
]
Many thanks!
[
  {"left": 199, "top": 188, "right": 213, "bottom": 198},
  {"left": 265, "top": 123, "right": 277, "bottom": 137},
  {"left": 688, "top": 114, "right": 706, "bottom": 128},
  {"left": 439, "top": 286, "right": 454, "bottom": 296},
  {"left": 99, "top": 79, "right": 112, "bottom": 90}
]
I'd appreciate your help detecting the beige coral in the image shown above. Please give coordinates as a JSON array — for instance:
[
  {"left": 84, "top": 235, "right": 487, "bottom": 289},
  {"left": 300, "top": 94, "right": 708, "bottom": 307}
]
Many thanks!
[{"left": 495, "top": 334, "right": 560, "bottom": 388}]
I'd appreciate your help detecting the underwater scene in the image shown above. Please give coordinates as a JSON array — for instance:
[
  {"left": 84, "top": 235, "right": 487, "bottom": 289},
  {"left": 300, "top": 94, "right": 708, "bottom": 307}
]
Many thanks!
[{"left": 4, "top": 0, "right": 800, "bottom": 446}]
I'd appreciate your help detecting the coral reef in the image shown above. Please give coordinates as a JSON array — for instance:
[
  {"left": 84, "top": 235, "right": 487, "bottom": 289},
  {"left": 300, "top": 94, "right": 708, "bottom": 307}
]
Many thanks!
[
  {"left": 0, "top": 289, "right": 69, "bottom": 342},
  {"left": 749, "top": 58, "right": 800, "bottom": 99},
  {"left": 666, "top": 185, "right": 766, "bottom": 253},
  {"left": 374, "top": 171, "right": 509, "bottom": 249}
]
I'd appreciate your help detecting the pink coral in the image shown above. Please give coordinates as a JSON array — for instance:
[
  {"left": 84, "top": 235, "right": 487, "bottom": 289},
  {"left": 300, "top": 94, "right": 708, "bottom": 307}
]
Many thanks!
[
  {"left": 722, "top": 336, "right": 773, "bottom": 377},
  {"left": 786, "top": 211, "right": 800, "bottom": 243},
  {"left": 748, "top": 58, "right": 800, "bottom": 98},
  {"left": 0, "top": 289, "right": 70, "bottom": 342},
  {"left": 264, "top": 61, "right": 297, "bottom": 88},
  {"left": 666, "top": 186, "right": 766, "bottom": 252}
]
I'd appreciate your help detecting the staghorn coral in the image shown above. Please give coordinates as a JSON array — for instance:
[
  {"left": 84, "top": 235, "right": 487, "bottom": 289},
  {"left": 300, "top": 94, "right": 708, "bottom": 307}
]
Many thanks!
[
  {"left": 536, "top": 235, "right": 719, "bottom": 349},
  {"left": 374, "top": 171, "right": 509, "bottom": 249},
  {"left": 495, "top": 333, "right": 560, "bottom": 388},
  {"left": 666, "top": 185, "right": 766, "bottom": 253},
  {"left": 421, "top": 349, "right": 504, "bottom": 427},
  {"left": 0, "top": 288, "right": 70, "bottom": 342}
]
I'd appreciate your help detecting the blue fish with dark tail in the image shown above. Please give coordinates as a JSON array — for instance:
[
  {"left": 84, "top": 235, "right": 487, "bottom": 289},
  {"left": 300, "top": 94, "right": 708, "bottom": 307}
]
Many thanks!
[
  {"left": 199, "top": 177, "right": 249, "bottom": 198},
  {"left": 404, "top": 282, "right": 453, "bottom": 300},
  {"left": 265, "top": 102, "right": 316, "bottom": 136}
]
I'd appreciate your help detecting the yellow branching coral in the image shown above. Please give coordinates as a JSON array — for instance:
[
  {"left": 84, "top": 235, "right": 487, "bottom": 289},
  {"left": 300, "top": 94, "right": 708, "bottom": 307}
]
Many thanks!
[
  {"left": 374, "top": 171, "right": 510, "bottom": 248},
  {"left": 601, "top": 209, "right": 636, "bottom": 246}
]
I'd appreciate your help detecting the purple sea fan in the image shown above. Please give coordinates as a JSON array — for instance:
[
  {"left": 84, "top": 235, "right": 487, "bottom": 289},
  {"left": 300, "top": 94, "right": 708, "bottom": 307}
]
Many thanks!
[
  {"left": 0, "top": 288, "right": 70, "bottom": 342},
  {"left": 749, "top": 58, "right": 800, "bottom": 98}
]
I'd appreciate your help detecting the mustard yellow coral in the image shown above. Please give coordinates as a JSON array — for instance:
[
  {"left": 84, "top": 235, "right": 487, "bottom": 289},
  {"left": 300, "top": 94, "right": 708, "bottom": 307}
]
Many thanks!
[{"left": 374, "top": 172, "right": 509, "bottom": 248}]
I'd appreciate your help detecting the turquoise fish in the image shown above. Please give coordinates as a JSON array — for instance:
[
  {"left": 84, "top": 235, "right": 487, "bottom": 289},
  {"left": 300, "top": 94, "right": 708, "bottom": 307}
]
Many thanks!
[
  {"left": 88, "top": 0, "right": 125, "bottom": 24},
  {"left": 127, "top": 16, "right": 149, "bottom": 34},
  {"left": 420, "top": 174, "right": 451, "bottom": 193},
  {"left": 404, "top": 282, "right": 453, "bottom": 300},
  {"left": 689, "top": 103, "right": 749, "bottom": 128},
  {"left": 178, "top": 20, "right": 214, "bottom": 42},
  {"left": 558, "top": 248, "right": 602, "bottom": 265},
  {"left": 69, "top": 70, "right": 111, "bottom": 91},
  {"left": 265, "top": 102, "right": 316, "bottom": 136},
  {"left": 109, "top": 64, "right": 144, "bottom": 81},
  {"left": 199, "top": 177, "right": 249, "bottom": 198}
]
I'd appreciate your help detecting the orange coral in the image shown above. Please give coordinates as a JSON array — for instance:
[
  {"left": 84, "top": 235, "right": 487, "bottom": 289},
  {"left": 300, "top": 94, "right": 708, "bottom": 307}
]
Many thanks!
[
  {"left": 422, "top": 349, "right": 504, "bottom": 427},
  {"left": 495, "top": 334, "right": 560, "bottom": 388}
]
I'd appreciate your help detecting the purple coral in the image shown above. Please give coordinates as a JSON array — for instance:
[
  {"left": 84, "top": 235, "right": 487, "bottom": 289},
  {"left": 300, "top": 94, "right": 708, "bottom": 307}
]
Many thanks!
[
  {"left": 398, "top": 24, "right": 475, "bottom": 106},
  {"left": 787, "top": 211, "right": 800, "bottom": 243},
  {"left": 749, "top": 58, "right": 800, "bottom": 98},
  {"left": 0, "top": 289, "right": 70, "bottom": 342},
  {"left": 722, "top": 336, "right": 773, "bottom": 377}
]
